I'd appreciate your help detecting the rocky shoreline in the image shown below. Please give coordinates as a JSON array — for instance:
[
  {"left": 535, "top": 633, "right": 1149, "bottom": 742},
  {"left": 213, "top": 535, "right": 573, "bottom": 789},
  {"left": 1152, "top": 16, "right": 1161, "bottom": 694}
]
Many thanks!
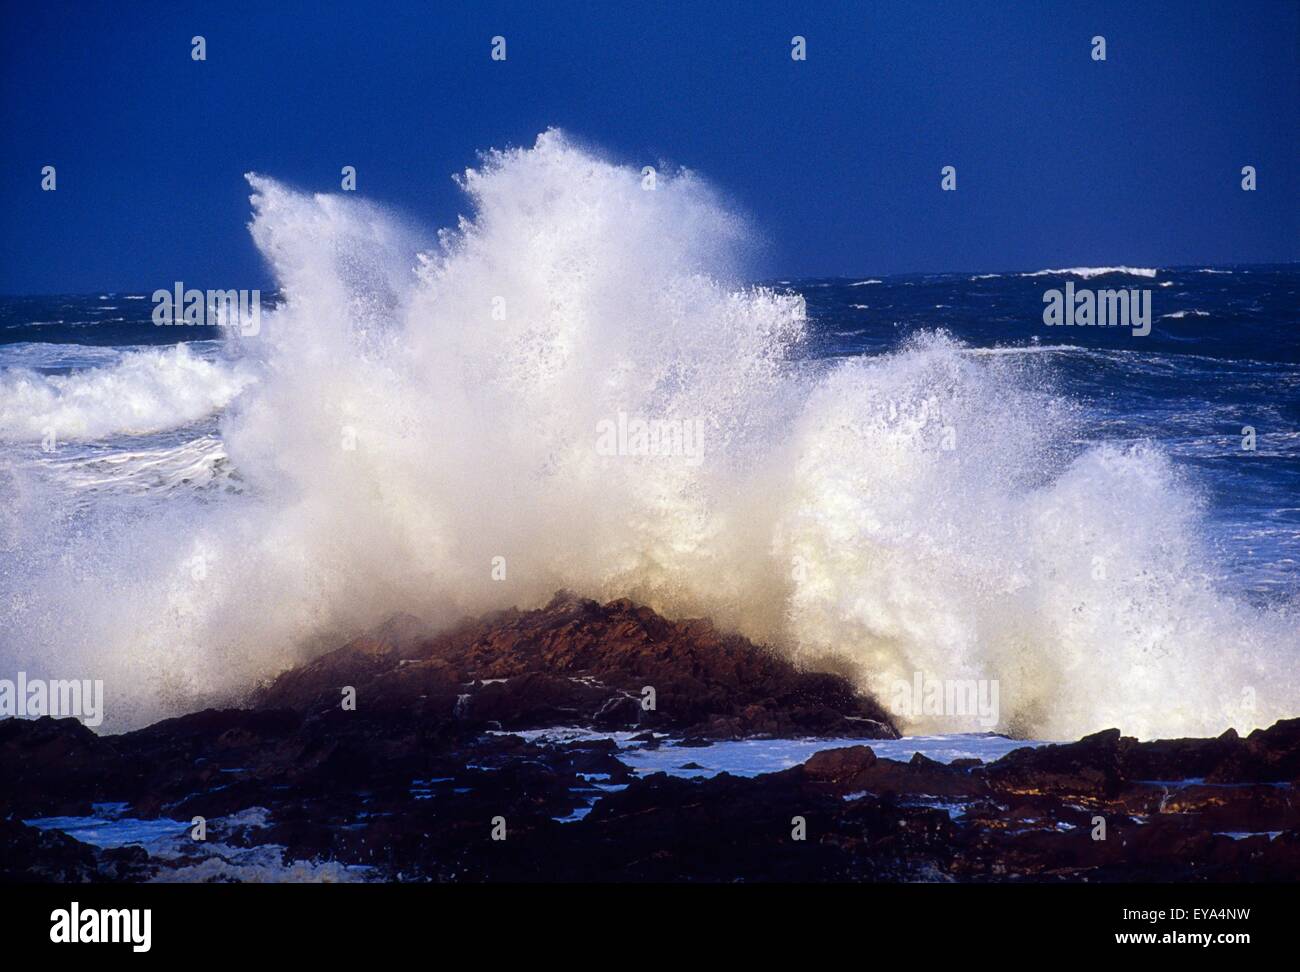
[{"left": 3, "top": 594, "right": 1298, "bottom": 882}]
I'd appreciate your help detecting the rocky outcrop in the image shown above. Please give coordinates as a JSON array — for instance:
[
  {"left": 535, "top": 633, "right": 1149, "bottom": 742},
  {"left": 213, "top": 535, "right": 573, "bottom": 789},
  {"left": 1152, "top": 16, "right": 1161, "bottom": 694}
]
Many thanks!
[
  {"left": 255, "top": 592, "right": 899, "bottom": 739},
  {"left": 0, "top": 819, "right": 151, "bottom": 883},
  {"left": 2, "top": 596, "right": 1298, "bottom": 883}
]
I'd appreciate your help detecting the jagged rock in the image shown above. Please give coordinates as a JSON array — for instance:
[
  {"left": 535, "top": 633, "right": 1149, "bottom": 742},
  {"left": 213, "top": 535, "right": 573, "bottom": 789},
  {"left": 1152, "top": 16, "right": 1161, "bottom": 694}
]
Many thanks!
[
  {"left": 0, "top": 717, "right": 126, "bottom": 816},
  {"left": 0, "top": 819, "right": 153, "bottom": 882},
  {"left": 255, "top": 593, "right": 900, "bottom": 739}
]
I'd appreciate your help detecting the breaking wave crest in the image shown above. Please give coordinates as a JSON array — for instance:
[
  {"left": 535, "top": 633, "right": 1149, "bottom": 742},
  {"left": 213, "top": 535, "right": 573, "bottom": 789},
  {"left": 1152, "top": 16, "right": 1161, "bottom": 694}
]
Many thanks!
[
  {"left": 0, "top": 344, "right": 254, "bottom": 442},
  {"left": 2, "top": 130, "right": 1293, "bottom": 739}
]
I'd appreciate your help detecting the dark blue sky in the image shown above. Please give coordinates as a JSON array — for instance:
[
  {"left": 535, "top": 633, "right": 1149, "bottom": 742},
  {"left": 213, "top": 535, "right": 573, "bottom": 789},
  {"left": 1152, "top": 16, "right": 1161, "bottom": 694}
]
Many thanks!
[{"left": 2, "top": 0, "right": 1296, "bottom": 293}]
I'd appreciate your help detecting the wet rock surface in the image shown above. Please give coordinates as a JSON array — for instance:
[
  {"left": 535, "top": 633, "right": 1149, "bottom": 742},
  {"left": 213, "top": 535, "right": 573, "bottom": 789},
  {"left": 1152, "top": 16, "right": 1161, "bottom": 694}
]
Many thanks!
[
  {"left": 255, "top": 592, "right": 900, "bottom": 739},
  {"left": 2, "top": 597, "right": 1298, "bottom": 882}
]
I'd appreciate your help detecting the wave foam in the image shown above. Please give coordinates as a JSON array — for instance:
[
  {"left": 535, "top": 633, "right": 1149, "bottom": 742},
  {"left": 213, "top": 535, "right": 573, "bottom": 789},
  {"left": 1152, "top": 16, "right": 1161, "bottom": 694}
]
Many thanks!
[
  {"left": 2, "top": 131, "right": 1293, "bottom": 740},
  {"left": 0, "top": 344, "right": 254, "bottom": 443},
  {"left": 1020, "top": 266, "right": 1159, "bottom": 279}
]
